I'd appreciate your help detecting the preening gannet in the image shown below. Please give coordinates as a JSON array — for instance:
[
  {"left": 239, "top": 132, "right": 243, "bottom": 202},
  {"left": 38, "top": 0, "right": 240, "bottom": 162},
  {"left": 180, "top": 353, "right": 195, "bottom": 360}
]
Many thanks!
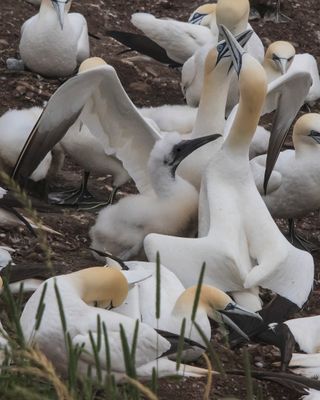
[
  {"left": 0, "top": 107, "right": 52, "bottom": 182},
  {"left": 20, "top": 267, "right": 211, "bottom": 381},
  {"left": 90, "top": 132, "right": 220, "bottom": 260},
  {"left": 144, "top": 26, "right": 314, "bottom": 313},
  {"left": 19, "top": 0, "right": 90, "bottom": 77}
]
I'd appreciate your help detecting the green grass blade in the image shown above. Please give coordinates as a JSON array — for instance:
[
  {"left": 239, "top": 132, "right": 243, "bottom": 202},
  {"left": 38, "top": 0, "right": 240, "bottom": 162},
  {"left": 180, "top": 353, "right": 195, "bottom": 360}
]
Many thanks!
[
  {"left": 175, "top": 318, "right": 186, "bottom": 372},
  {"left": 191, "top": 263, "right": 206, "bottom": 322}
]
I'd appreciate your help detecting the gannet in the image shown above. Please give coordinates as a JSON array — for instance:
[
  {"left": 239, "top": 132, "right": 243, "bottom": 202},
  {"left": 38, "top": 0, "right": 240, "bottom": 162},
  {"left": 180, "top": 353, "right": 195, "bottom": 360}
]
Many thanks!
[
  {"left": 90, "top": 132, "right": 220, "bottom": 260},
  {"left": 263, "top": 41, "right": 320, "bottom": 105},
  {"left": 301, "top": 389, "right": 320, "bottom": 400},
  {"left": 182, "top": 0, "right": 264, "bottom": 111},
  {"left": 252, "top": 113, "right": 320, "bottom": 249},
  {"left": 19, "top": 0, "right": 90, "bottom": 77},
  {"left": 144, "top": 26, "right": 314, "bottom": 313},
  {"left": 20, "top": 267, "right": 211, "bottom": 381},
  {"left": 0, "top": 107, "right": 52, "bottom": 182}
]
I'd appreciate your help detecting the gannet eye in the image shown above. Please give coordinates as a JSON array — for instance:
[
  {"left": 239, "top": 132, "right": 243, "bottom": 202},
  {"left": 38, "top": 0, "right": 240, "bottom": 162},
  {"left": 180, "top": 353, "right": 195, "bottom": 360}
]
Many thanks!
[
  {"left": 217, "top": 43, "right": 225, "bottom": 53},
  {"left": 272, "top": 54, "right": 280, "bottom": 61}
]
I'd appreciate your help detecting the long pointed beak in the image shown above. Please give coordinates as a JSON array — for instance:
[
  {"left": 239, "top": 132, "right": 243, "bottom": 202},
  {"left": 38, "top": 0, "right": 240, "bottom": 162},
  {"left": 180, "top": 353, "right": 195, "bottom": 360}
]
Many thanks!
[
  {"left": 220, "top": 302, "right": 263, "bottom": 320},
  {"left": 170, "top": 134, "right": 222, "bottom": 175},
  {"left": 52, "top": 1, "right": 65, "bottom": 30},
  {"left": 277, "top": 58, "right": 288, "bottom": 75},
  {"left": 220, "top": 314, "right": 250, "bottom": 341},
  {"left": 216, "top": 29, "right": 253, "bottom": 65},
  {"left": 220, "top": 25, "right": 246, "bottom": 76}
]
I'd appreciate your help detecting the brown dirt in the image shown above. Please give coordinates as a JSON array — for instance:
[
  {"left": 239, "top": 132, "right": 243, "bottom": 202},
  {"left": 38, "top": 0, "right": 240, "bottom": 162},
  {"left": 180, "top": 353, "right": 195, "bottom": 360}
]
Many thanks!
[{"left": 0, "top": 0, "right": 320, "bottom": 399}]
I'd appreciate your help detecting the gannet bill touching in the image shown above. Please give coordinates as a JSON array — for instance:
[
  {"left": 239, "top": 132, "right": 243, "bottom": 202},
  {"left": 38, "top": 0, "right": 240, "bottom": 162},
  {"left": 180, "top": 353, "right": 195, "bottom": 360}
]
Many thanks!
[
  {"left": 181, "top": 0, "right": 264, "bottom": 111},
  {"left": 19, "top": 0, "right": 90, "bottom": 77},
  {"left": 20, "top": 267, "right": 211, "bottom": 381},
  {"left": 90, "top": 132, "right": 221, "bottom": 260},
  {"left": 0, "top": 107, "right": 52, "bottom": 182},
  {"left": 144, "top": 26, "right": 314, "bottom": 313}
]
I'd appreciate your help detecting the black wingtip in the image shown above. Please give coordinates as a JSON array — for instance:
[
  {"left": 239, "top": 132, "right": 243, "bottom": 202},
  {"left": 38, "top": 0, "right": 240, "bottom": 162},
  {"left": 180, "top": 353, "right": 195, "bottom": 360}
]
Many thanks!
[{"left": 89, "top": 247, "right": 129, "bottom": 270}]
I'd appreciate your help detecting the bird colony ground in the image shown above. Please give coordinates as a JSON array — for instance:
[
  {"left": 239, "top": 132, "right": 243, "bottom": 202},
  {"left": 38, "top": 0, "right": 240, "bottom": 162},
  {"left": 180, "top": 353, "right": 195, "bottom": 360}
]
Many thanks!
[{"left": 0, "top": 0, "right": 320, "bottom": 399}]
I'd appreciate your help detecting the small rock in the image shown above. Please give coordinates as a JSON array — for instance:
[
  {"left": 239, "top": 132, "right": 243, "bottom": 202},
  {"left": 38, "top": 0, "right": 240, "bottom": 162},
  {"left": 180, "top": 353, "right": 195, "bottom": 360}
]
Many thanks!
[{"left": 6, "top": 58, "right": 25, "bottom": 71}]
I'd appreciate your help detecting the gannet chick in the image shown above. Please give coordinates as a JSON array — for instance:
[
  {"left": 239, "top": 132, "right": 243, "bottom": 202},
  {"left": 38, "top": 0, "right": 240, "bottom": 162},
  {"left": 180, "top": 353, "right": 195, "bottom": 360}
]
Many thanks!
[
  {"left": 90, "top": 132, "right": 220, "bottom": 260},
  {"left": 0, "top": 107, "right": 52, "bottom": 182},
  {"left": 19, "top": 0, "right": 90, "bottom": 77},
  {"left": 252, "top": 113, "right": 320, "bottom": 249},
  {"left": 20, "top": 267, "right": 211, "bottom": 381}
]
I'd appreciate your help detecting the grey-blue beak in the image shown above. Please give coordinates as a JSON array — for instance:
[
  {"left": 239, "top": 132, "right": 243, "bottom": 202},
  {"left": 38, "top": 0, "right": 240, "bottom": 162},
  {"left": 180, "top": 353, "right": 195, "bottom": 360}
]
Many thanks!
[{"left": 220, "top": 24, "right": 246, "bottom": 76}]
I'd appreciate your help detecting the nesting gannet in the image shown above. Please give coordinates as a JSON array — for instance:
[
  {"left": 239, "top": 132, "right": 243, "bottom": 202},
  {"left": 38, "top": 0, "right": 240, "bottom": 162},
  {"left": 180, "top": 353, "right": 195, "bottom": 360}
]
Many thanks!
[
  {"left": 20, "top": 267, "right": 211, "bottom": 381},
  {"left": 0, "top": 107, "right": 52, "bottom": 182},
  {"left": 90, "top": 132, "right": 220, "bottom": 260},
  {"left": 96, "top": 257, "right": 261, "bottom": 361},
  {"left": 19, "top": 0, "right": 90, "bottom": 77},
  {"left": 182, "top": 0, "right": 264, "bottom": 110},
  {"left": 251, "top": 113, "right": 320, "bottom": 249},
  {"left": 144, "top": 26, "right": 314, "bottom": 313}
]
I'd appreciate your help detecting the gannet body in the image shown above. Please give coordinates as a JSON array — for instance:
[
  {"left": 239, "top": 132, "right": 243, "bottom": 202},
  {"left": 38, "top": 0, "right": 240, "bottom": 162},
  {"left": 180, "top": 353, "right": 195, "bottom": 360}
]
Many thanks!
[
  {"left": 20, "top": 268, "right": 210, "bottom": 381},
  {"left": 252, "top": 113, "right": 320, "bottom": 219},
  {"left": 288, "top": 354, "right": 320, "bottom": 380},
  {"left": 19, "top": 0, "right": 89, "bottom": 77},
  {"left": 144, "top": 27, "right": 314, "bottom": 312},
  {"left": 0, "top": 107, "right": 52, "bottom": 182},
  {"left": 285, "top": 316, "right": 320, "bottom": 354},
  {"left": 301, "top": 389, "right": 320, "bottom": 400}
]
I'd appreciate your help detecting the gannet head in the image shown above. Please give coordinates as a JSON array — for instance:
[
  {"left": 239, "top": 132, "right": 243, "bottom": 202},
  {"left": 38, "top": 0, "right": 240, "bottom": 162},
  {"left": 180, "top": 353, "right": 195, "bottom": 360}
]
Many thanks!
[
  {"left": 293, "top": 113, "right": 320, "bottom": 148},
  {"left": 71, "top": 267, "right": 129, "bottom": 309},
  {"left": 149, "top": 132, "right": 221, "bottom": 177},
  {"left": 176, "top": 285, "right": 262, "bottom": 340},
  {"left": 49, "top": 0, "right": 71, "bottom": 30},
  {"left": 265, "top": 41, "right": 295, "bottom": 75},
  {"left": 78, "top": 57, "right": 107, "bottom": 74},
  {"left": 216, "top": 0, "right": 249, "bottom": 37},
  {"left": 188, "top": 3, "right": 217, "bottom": 26}
]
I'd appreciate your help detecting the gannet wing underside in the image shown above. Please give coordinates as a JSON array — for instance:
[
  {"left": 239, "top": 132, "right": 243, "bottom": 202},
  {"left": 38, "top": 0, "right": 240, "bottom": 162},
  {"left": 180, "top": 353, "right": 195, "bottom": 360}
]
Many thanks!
[
  {"left": 12, "top": 68, "right": 107, "bottom": 181},
  {"left": 263, "top": 71, "right": 312, "bottom": 192},
  {"left": 106, "top": 30, "right": 182, "bottom": 67},
  {"left": 80, "top": 65, "right": 162, "bottom": 193}
]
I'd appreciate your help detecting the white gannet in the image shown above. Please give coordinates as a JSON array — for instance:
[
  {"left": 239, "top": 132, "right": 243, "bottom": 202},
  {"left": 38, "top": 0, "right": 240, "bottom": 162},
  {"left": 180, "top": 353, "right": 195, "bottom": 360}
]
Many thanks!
[
  {"left": 20, "top": 267, "right": 211, "bottom": 381},
  {"left": 19, "top": 0, "right": 90, "bottom": 77},
  {"left": 285, "top": 316, "right": 320, "bottom": 354},
  {"left": 89, "top": 132, "right": 220, "bottom": 260},
  {"left": 96, "top": 257, "right": 261, "bottom": 361},
  {"left": 301, "top": 389, "right": 320, "bottom": 400},
  {"left": 0, "top": 107, "right": 52, "bottom": 182},
  {"left": 144, "top": 26, "right": 314, "bottom": 313},
  {"left": 263, "top": 40, "right": 320, "bottom": 105},
  {"left": 182, "top": 0, "right": 264, "bottom": 111},
  {"left": 251, "top": 113, "right": 320, "bottom": 249}
]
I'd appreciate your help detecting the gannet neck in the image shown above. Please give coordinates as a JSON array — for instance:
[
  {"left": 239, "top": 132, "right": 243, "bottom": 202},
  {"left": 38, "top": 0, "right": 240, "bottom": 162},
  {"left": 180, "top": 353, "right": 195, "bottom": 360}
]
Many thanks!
[
  {"left": 216, "top": 0, "right": 249, "bottom": 36},
  {"left": 68, "top": 267, "right": 128, "bottom": 308},
  {"left": 192, "top": 48, "right": 233, "bottom": 137},
  {"left": 172, "top": 285, "right": 231, "bottom": 319},
  {"left": 224, "top": 55, "right": 267, "bottom": 156},
  {"left": 293, "top": 113, "right": 320, "bottom": 156}
]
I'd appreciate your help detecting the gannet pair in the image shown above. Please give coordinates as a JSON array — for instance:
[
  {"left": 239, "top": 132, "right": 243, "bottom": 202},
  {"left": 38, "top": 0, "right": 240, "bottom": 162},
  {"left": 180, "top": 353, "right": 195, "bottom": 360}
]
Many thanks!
[
  {"left": 144, "top": 26, "right": 314, "bottom": 314},
  {"left": 19, "top": 0, "right": 89, "bottom": 77},
  {"left": 20, "top": 266, "right": 258, "bottom": 381}
]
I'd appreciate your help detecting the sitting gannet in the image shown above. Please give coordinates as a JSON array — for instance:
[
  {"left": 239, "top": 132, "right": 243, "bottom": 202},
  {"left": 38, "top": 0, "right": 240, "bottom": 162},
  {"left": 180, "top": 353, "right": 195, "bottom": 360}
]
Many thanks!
[
  {"left": 144, "top": 26, "right": 314, "bottom": 314},
  {"left": 20, "top": 267, "right": 211, "bottom": 381},
  {"left": 19, "top": 0, "right": 90, "bottom": 77},
  {"left": 252, "top": 114, "right": 320, "bottom": 249}
]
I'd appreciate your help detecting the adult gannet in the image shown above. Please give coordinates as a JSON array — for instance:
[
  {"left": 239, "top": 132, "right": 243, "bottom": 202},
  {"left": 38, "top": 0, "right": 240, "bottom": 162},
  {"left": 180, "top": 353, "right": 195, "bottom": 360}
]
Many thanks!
[
  {"left": 252, "top": 113, "right": 320, "bottom": 249},
  {"left": 182, "top": 0, "right": 264, "bottom": 110},
  {"left": 20, "top": 267, "right": 211, "bottom": 381},
  {"left": 19, "top": 0, "right": 90, "bottom": 77},
  {"left": 144, "top": 26, "right": 314, "bottom": 313},
  {"left": 263, "top": 41, "right": 320, "bottom": 105},
  {"left": 0, "top": 107, "right": 52, "bottom": 182},
  {"left": 90, "top": 132, "right": 220, "bottom": 260}
]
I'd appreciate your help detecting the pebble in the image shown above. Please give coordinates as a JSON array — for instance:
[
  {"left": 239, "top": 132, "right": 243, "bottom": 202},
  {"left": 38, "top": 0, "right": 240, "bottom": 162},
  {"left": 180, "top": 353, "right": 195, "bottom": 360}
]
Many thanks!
[{"left": 6, "top": 58, "right": 25, "bottom": 71}]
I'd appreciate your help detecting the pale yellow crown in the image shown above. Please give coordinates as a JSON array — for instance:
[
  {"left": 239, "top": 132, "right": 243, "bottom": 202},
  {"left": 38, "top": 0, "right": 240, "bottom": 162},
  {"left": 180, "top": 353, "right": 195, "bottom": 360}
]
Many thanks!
[
  {"left": 78, "top": 57, "right": 107, "bottom": 74},
  {"left": 216, "top": 0, "right": 249, "bottom": 34},
  {"left": 294, "top": 113, "right": 320, "bottom": 139},
  {"left": 265, "top": 41, "right": 295, "bottom": 62},
  {"left": 193, "top": 3, "right": 217, "bottom": 14}
]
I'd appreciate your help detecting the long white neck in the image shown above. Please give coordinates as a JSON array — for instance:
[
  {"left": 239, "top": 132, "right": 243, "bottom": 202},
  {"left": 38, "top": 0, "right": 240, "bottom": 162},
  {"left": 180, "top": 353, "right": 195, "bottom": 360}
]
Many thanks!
[
  {"left": 192, "top": 61, "right": 233, "bottom": 138},
  {"left": 223, "top": 56, "right": 267, "bottom": 157}
]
